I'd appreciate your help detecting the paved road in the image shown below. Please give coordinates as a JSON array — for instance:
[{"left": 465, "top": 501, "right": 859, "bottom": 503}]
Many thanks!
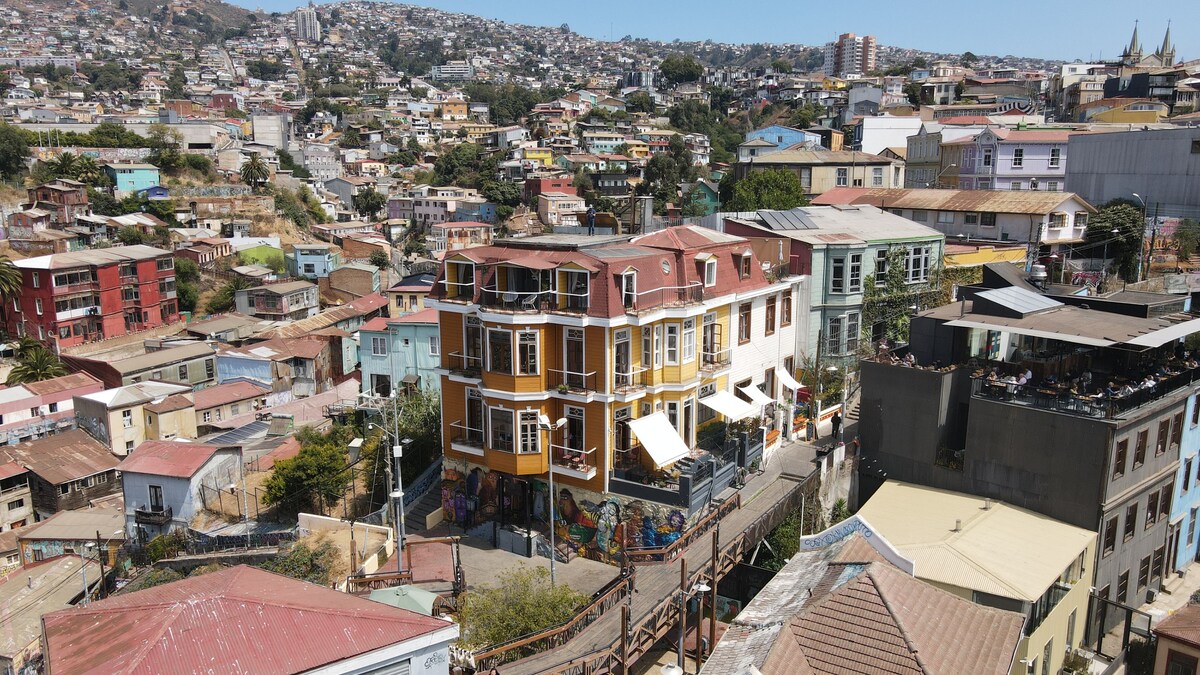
[{"left": 499, "top": 443, "right": 816, "bottom": 675}]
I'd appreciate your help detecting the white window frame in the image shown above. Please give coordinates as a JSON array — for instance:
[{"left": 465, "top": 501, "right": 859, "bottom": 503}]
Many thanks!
[
  {"left": 122, "top": 409, "right": 133, "bottom": 428},
  {"left": 665, "top": 324, "right": 679, "bottom": 365},
  {"left": 936, "top": 211, "right": 954, "bottom": 224},
  {"left": 488, "top": 406, "right": 515, "bottom": 453},
  {"left": 1049, "top": 147, "right": 1061, "bottom": 168},
  {"left": 830, "top": 256, "right": 845, "bottom": 294},
  {"left": 704, "top": 259, "right": 717, "bottom": 287},
  {"left": 665, "top": 400, "right": 680, "bottom": 432},
  {"left": 371, "top": 336, "right": 388, "bottom": 356},
  {"left": 872, "top": 167, "right": 883, "bottom": 187},
  {"left": 516, "top": 330, "right": 539, "bottom": 375},
  {"left": 682, "top": 318, "right": 696, "bottom": 362},
  {"left": 848, "top": 253, "right": 862, "bottom": 293},
  {"left": 428, "top": 335, "right": 440, "bottom": 356},
  {"left": 653, "top": 324, "right": 663, "bottom": 368},
  {"left": 517, "top": 410, "right": 540, "bottom": 455},
  {"left": 836, "top": 168, "right": 848, "bottom": 186},
  {"left": 35, "top": 298, "right": 42, "bottom": 315},
  {"left": 487, "top": 327, "right": 513, "bottom": 374},
  {"left": 875, "top": 249, "right": 889, "bottom": 286},
  {"left": 982, "top": 148, "right": 993, "bottom": 167},
  {"left": 1012, "top": 148, "right": 1024, "bottom": 168},
  {"left": 642, "top": 326, "right": 653, "bottom": 369}
]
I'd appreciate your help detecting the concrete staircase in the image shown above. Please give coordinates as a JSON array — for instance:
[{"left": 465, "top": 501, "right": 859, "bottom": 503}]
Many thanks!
[{"left": 405, "top": 489, "right": 443, "bottom": 533}]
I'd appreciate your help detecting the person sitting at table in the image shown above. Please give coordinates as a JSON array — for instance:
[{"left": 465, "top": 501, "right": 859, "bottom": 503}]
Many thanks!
[
  {"left": 1119, "top": 383, "right": 1135, "bottom": 397},
  {"left": 1141, "top": 375, "right": 1157, "bottom": 391},
  {"left": 1023, "top": 368, "right": 1033, "bottom": 381},
  {"left": 1045, "top": 373, "right": 1058, "bottom": 384},
  {"left": 1080, "top": 371, "right": 1093, "bottom": 388},
  {"left": 986, "top": 369, "right": 999, "bottom": 382},
  {"left": 902, "top": 353, "right": 916, "bottom": 367},
  {"left": 1105, "top": 382, "right": 1120, "bottom": 397},
  {"left": 1016, "top": 372, "right": 1028, "bottom": 386}
]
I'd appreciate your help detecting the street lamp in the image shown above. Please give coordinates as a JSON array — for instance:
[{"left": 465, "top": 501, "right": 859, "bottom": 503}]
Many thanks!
[
  {"left": 1132, "top": 192, "right": 1151, "bottom": 281},
  {"left": 368, "top": 419, "right": 413, "bottom": 565},
  {"left": 538, "top": 414, "right": 567, "bottom": 587},
  {"left": 663, "top": 580, "right": 712, "bottom": 675},
  {"left": 925, "top": 163, "right": 957, "bottom": 188},
  {"left": 79, "top": 541, "right": 96, "bottom": 606}
]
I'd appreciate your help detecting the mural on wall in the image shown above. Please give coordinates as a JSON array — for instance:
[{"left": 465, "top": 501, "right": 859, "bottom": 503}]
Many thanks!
[{"left": 441, "top": 461, "right": 689, "bottom": 565}]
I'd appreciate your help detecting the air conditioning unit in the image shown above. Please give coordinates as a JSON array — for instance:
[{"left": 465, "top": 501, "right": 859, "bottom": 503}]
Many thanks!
[{"left": 1146, "top": 589, "right": 1158, "bottom": 603}]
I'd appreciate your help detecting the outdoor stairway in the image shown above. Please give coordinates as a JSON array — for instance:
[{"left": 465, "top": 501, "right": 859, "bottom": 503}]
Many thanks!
[
  {"left": 405, "top": 489, "right": 443, "bottom": 533},
  {"left": 845, "top": 398, "right": 860, "bottom": 422}
]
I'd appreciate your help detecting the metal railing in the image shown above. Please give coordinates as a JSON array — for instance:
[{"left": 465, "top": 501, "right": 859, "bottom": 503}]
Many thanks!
[
  {"left": 971, "top": 366, "right": 1200, "bottom": 420},
  {"left": 550, "top": 444, "right": 597, "bottom": 475},
  {"left": 614, "top": 366, "right": 648, "bottom": 392},
  {"left": 446, "top": 351, "right": 482, "bottom": 377},
  {"left": 549, "top": 368, "right": 598, "bottom": 394},
  {"left": 449, "top": 420, "right": 485, "bottom": 447},
  {"left": 555, "top": 288, "right": 589, "bottom": 312},
  {"left": 440, "top": 279, "right": 475, "bottom": 301},
  {"left": 480, "top": 285, "right": 552, "bottom": 312},
  {"left": 700, "top": 348, "right": 731, "bottom": 370},
  {"left": 134, "top": 505, "right": 173, "bottom": 525},
  {"left": 623, "top": 282, "right": 704, "bottom": 312}
]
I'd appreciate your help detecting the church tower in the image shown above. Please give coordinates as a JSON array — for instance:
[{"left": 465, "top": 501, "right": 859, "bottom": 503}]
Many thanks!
[
  {"left": 1121, "top": 21, "right": 1143, "bottom": 65},
  {"left": 1154, "top": 22, "right": 1175, "bottom": 66}
]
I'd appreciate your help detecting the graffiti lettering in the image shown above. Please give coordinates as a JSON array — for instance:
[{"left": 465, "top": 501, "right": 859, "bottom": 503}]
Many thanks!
[{"left": 798, "top": 517, "right": 874, "bottom": 550}]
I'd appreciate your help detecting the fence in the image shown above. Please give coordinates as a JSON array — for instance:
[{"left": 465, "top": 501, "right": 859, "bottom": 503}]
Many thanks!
[{"left": 198, "top": 483, "right": 268, "bottom": 521}]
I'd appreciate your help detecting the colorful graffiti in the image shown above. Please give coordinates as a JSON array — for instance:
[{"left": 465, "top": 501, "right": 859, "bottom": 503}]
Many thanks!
[{"left": 441, "top": 462, "right": 688, "bottom": 565}]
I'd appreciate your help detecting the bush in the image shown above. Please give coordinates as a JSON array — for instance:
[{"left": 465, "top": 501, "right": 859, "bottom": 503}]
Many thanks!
[
  {"left": 458, "top": 567, "right": 588, "bottom": 649},
  {"left": 144, "top": 531, "right": 187, "bottom": 562}
]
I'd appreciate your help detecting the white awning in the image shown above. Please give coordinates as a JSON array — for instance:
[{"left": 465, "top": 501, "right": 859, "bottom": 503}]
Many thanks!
[
  {"left": 699, "top": 390, "right": 756, "bottom": 421},
  {"left": 627, "top": 412, "right": 690, "bottom": 469},
  {"left": 739, "top": 385, "right": 776, "bottom": 407},
  {"left": 777, "top": 369, "right": 805, "bottom": 391},
  {"left": 942, "top": 319, "right": 1116, "bottom": 347}
]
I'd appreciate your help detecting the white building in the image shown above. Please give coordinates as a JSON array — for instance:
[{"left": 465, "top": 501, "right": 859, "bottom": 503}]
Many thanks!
[{"left": 295, "top": 3, "right": 321, "bottom": 42}]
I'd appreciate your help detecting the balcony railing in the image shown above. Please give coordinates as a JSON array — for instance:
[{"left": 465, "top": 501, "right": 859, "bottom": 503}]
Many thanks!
[
  {"left": 551, "top": 444, "right": 597, "bottom": 479},
  {"left": 134, "top": 505, "right": 173, "bottom": 526},
  {"left": 446, "top": 352, "right": 483, "bottom": 378},
  {"left": 614, "top": 367, "right": 648, "bottom": 394},
  {"left": 549, "top": 368, "right": 598, "bottom": 394},
  {"left": 555, "top": 289, "right": 589, "bottom": 312},
  {"left": 623, "top": 283, "right": 704, "bottom": 313},
  {"left": 449, "top": 420, "right": 485, "bottom": 449},
  {"left": 970, "top": 365, "right": 1200, "bottom": 420},
  {"left": 700, "top": 348, "right": 732, "bottom": 373},
  {"left": 441, "top": 279, "right": 475, "bottom": 302},
  {"left": 480, "top": 286, "right": 553, "bottom": 312}
]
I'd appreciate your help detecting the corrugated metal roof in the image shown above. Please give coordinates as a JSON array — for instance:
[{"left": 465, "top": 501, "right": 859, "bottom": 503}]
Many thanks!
[
  {"left": 118, "top": 441, "right": 224, "bottom": 479},
  {"left": 41, "top": 565, "right": 456, "bottom": 675},
  {"left": 857, "top": 481, "right": 1096, "bottom": 602},
  {"left": 812, "top": 187, "right": 1098, "bottom": 215},
  {"left": 0, "top": 429, "right": 120, "bottom": 485}
]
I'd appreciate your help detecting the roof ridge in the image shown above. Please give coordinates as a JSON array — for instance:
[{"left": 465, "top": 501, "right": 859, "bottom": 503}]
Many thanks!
[{"left": 867, "top": 566, "right": 933, "bottom": 675}]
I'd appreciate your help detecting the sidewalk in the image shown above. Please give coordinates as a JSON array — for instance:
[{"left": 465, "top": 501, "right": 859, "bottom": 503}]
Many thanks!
[{"left": 1140, "top": 566, "right": 1200, "bottom": 625}]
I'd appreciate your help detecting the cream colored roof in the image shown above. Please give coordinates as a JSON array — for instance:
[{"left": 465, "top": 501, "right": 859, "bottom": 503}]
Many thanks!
[{"left": 857, "top": 481, "right": 1095, "bottom": 602}]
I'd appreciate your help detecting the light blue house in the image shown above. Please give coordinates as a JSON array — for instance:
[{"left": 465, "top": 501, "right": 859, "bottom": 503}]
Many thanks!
[
  {"left": 118, "top": 440, "right": 241, "bottom": 541},
  {"left": 286, "top": 243, "right": 342, "bottom": 279},
  {"left": 103, "top": 163, "right": 162, "bottom": 194},
  {"left": 1172, "top": 388, "right": 1200, "bottom": 572},
  {"left": 359, "top": 308, "right": 441, "bottom": 396},
  {"left": 455, "top": 198, "right": 498, "bottom": 224}
]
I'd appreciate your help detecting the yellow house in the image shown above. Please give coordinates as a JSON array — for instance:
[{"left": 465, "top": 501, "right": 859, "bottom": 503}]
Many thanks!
[
  {"left": 858, "top": 481, "right": 1097, "bottom": 675},
  {"left": 441, "top": 98, "right": 469, "bottom": 120},
  {"left": 522, "top": 147, "right": 554, "bottom": 166},
  {"left": 144, "top": 393, "right": 198, "bottom": 443},
  {"left": 463, "top": 123, "right": 496, "bottom": 144},
  {"left": 73, "top": 381, "right": 195, "bottom": 456},
  {"left": 1079, "top": 98, "right": 1169, "bottom": 124},
  {"left": 430, "top": 227, "right": 802, "bottom": 564},
  {"left": 623, "top": 139, "right": 651, "bottom": 159}
]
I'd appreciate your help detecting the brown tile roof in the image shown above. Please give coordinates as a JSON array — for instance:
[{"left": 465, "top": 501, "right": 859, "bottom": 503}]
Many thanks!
[
  {"left": 768, "top": 562, "right": 1024, "bottom": 675},
  {"left": 1154, "top": 604, "right": 1200, "bottom": 650}
]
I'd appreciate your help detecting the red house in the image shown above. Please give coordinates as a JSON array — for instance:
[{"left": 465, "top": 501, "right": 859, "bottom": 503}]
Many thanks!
[
  {"left": 6, "top": 245, "right": 180, "bottom": 349},
  {"left": 523, "top": 176, "right": 576, "bottom": 205}
]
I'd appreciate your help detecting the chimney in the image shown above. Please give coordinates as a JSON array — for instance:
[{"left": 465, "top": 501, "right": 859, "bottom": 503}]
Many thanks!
[
  {"left": 984, "top": 498, "right": 993, "bottom": 510},
  {"left": 953, "top": 519, "right": 962, "bottom": 532}
]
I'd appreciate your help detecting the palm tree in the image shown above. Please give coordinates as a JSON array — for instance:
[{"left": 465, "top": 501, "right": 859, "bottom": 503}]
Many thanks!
[
  {"left": 48, "top": 152, "right": 79, "bottom": 180},
  {"left": 73, "top": 155, "right": 104, "bottom": 186},
  {"left": 240, "top": 152, "right": 270, "bottom": 190},
  {"left": 0, "top": 256, "right": 20, "bottom": 300},
  {"left": 6, "top": 347, "right": 67, "bottom": 385}
]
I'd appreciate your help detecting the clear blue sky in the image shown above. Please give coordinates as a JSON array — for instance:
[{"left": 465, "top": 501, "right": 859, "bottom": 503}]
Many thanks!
[{"left": 235, "top": 0, "right": 1194, "bottom": 62}]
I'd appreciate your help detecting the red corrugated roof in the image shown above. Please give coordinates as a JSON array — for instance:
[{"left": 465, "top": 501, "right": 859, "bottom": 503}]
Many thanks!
[
  {"left": 118, "top": 441, "right": 223, "bottom": 479},
  {"left": 0, "top": 461, "right": 27, "bottom": 481},
  {"left": 193, "top": 380, "right": 269, "bottom": 411},
  {"left": 42, "top": 565, "right": 455, "bottom": 675}
]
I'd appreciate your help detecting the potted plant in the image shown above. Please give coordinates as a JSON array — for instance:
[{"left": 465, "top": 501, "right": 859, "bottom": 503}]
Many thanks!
[{"left": 557, "top": 384, "right": 569, "bottom": 394}]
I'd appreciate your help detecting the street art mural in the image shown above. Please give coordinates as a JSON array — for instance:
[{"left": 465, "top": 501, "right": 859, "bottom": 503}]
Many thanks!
[{"left": 441, "top": 461, "right": 690, "bottom": 564}]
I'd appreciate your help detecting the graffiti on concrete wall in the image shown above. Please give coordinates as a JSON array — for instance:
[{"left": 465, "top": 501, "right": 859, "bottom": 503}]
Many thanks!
[{"left": 441, "top": 461, "right": 689, "bottom": 565}]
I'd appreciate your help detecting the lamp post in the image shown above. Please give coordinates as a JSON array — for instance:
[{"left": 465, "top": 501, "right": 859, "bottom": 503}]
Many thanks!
[
  {"left": 538, "top": 414, "right": 567, "bottom": 587},
  {"left": 79, "top": 541, "right": 96, "bottom": 606},
  {"left": 1133, "top": 192, "right": 1149, "bottom": 281},
  {"left": 368, "top": 417, "right": 412, "bottom": 566},
  {"left": 662, "top": 577, "right": 711, "bottom": 675},
  {"left": 925, "top": 163, "right": 957, "bottom": 189}
]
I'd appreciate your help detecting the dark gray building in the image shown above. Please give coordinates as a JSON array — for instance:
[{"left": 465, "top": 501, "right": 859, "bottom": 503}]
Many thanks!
[
  {"left": 856, "top": 264, "right": 1200, "bottom": 607},
  {"left": 1065, "top": 127, "right": 1200, "bottom": 221}
]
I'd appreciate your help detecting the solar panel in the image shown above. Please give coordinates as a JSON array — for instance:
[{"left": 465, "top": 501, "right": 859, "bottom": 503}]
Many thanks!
[
  {"left": 757, "top": 209, "right": 817, "bottom": 231},
  {"left": 207, "top": 420, "right": 269, "bottom": 446},
  {"left": 975, "top": 287, "right": 1063, "bottom": 314}
]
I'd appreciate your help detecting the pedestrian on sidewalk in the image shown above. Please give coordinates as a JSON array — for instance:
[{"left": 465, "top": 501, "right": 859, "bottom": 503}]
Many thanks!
[{"left": 831, "top": 411, "right": 842, "bottom": 441}]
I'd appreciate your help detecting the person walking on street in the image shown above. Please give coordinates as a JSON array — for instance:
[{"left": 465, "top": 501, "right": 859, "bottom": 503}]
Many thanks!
[
  {"left": 586, "top": 206, "right": 596, "bottom": 235},
  {"left": 831, "top": 411, "right": 842, "bottom": 441}
]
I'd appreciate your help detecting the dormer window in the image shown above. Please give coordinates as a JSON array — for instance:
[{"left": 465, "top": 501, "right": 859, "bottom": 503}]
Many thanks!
[
  {"left": 704, "top": 259, "right": 717, "bottom": 287},
  {"left": 621, "top": 271, "right": 637, "bottom": 309},
  {"left": 739, "top": 252, "right": 752, "bottom": 279}
]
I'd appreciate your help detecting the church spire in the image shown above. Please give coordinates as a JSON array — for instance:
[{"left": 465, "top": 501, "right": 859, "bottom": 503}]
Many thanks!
[
  {"left": 1125, "top": 20, "right": 1141, "bottom": 57},
  {"left": 1158, "top": 21, "right": 1173, "bottom": 59}
]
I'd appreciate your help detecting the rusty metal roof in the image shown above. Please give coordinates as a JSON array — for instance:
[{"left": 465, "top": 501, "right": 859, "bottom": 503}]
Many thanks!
[
  {"left": 41, "top": 565, "right": 457, "bottom": 675},
  {"left": 0, "top": 429, "right": 119, "bottom": 485},
  {"left": 118, "top": 441, "right": 224, "bottom": 479}
]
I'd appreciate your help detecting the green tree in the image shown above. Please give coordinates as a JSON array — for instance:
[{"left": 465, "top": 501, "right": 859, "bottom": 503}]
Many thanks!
[
  {"left": 432, "top": 143, "right": 490, "bottom": 187},
  {"left": 480, "top": 180, "right": 521, "bottom": 208},
  {"left": 115, "top": 226, "right": 147, "bottom": 245},
  {"left": 771, "top": 58, "right": 793, "bottom": 73},
  {"left": 788, "top": 102, "right": 825, "bottom": 129},
  {"left": 167, "top": 65, "right": 187, "bottom": 99},
  {"left": 352, "top": 186, "right": 386, "bottom": 221},
  {"left": 0, "top": 121, "right": 31, "bottom": 177},
  {"left": 146, "top": 123, "right": 184, "bottom": 172},
  {"left": 458, "top": 567, "right": 589, "bottom": 648},
  {"left": 1086, "top": 202, "right": 1144, "bottom": 281},
  {"left": 725, "top": 169, "right": 809, "bottom": 211},
  {"left": 6, "top": 345, "right": 68, "bottom": 384},
  {"left": 659, "top": 53, "right": 703, "bottom": 86},
  {"left": 206, "top": 276, "right": 253, "bottom": 314},
  {"left": 339, "top": 126, "right": 363, "bottom": 149},
  {"left": 263, "top": 428, "right": 351, "bottom": 516},
  {"left": 903, "top": 82, "right": 923, "bottom": 107},
  {"left": 240, "top": 152, "right": 270, "bottom": 190},
  {"left": 625, "top": 91, "right": 655, "bottom": 114},
  {"left": 960, "top": 51, "right": 978, "bottom": 67},
  {"left": 1174, "top": 219, "right": 1200, "bottom": 262},
  {"left": 369, "top": 249, "right": 391, "bottom": 269},
  {"left": 0, "top": 256, "right": 21, "bottom": 300}
]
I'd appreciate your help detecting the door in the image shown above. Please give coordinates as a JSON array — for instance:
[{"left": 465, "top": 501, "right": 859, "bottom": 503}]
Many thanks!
[
  {"left": 1168, "top": 523, "right": 1181, "bottom": 575},
  {"left": 370, "top": 374, "right": 391, "bottom": 397},
  {"left": 565, "top": 329, "right": 585, "bottom": 389},
  {"left": 466, "top": 390, "right": 485, "bottom": 445},
  {"left": 702, "top": 315, "right": 721, "bottom": 365},
  {"left": 148, "top": 485, "right": 164, "bottom": 511},
  {"left": 464, "top": 317, "right": 483, "bottom": 372},
  {"left": 615, "top": 330, "right": 631, "bottom": 388}
]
